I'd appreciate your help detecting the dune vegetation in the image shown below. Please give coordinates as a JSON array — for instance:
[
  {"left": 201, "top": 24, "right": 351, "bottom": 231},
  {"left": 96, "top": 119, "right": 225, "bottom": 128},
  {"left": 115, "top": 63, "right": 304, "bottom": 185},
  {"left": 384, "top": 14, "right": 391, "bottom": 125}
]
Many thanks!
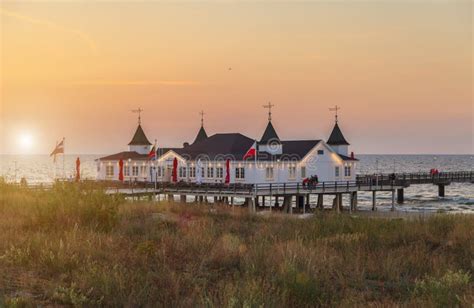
[{"left": 0, "top": 182, "right": 472, "bottom": 307}]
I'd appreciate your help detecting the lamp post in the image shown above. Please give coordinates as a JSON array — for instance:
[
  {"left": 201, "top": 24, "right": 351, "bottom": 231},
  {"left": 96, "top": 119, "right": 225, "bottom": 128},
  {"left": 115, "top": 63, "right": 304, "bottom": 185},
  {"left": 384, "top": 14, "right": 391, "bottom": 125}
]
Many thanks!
[
  {"left": 128, "top": 158, "right": 132, "bottom": 188},
  {"left": 13, "top": 161, "right": 17, "bottom": 184}
]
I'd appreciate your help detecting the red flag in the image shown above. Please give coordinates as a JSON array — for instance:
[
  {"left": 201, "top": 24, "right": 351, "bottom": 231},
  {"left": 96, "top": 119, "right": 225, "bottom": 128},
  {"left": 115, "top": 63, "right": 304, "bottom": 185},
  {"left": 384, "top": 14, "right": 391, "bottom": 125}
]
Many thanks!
[
  {"left": 50, "top": 138, "right": 65, "bottom": 162},
  {"left": 118, "top": 159, "right": 124, "bottom": 182},
  {"left": 243, "top": 142, "right": 257, "bottom": 160},
  {"left": 50, "top": 138, "right": 65, "bottom": 156},
  {"left": 225, "top": 159, "right": 230, "bottom": 184},
  {"left": 172, "top": 158, "right": 178, "bottom": 183},
  {"left": 75, "top": 157, "right": 81, "bottom": 181},
  {"left": 148, "top": 145, "right": 157, "bottom": 160}
]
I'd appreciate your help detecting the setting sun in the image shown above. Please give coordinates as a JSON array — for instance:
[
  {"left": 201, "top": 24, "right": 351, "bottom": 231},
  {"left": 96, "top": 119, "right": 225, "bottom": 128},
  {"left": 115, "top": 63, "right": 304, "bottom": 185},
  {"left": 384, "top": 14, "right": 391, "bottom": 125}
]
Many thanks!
[{"left": 18, "top": 133, "right": 34, "bottom": 150}]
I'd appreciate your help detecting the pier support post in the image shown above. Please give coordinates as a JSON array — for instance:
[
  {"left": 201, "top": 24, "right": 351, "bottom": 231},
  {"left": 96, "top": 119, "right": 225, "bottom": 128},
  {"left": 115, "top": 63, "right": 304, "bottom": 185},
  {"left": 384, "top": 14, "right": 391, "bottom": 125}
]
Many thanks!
[
  {"left": 372, "top": 191, "right": 376, "bottom": 211},
  {"left": 274, "top": 196, "right": 280, "bottom": 208},
  {"left": 199, "top": 195, "right": 204, "bottom": 204},
  {"left": 338, "top": 194, "right": 343, "bottom": 212},
  {"left": 317, "top": 194, "right": 323, "bottom": 210},
  {"left": 180, "top": 195, "right": 186, "bottom": 203},
  {"left": 168, "top": 194, "right": 174, "bottom": 203},
  {"left": 438, "top": 184, "right": 445, "bottom": 197},
  {"left": 213, "top": 196, "right": 218, "bottom": 204},
  {"left": 332, "top": 195, "right": 341, "bottom": 213},
  {"left": 304, "top": 194, "right": 310, "bottom": 214},
  {"left": 350, "top": 192, "right": 358, "bottom": 212},
  {"left": 283, "top": 196, "right": 292, "bottom": 213},
  {"left": 391, "top": 190, "right": 395, "bottom": 211},
  {"left": 397, "top": 189, "right": 404, "bottom": 204},
  {"left": 296, "top": 195, "right": 305, "bottom": 213},
  {"left": 247, "top": 198, "right": 256, "bottom": 212},
  {"left": 230, "top": 197, "right": 234, "bottom": 207}
]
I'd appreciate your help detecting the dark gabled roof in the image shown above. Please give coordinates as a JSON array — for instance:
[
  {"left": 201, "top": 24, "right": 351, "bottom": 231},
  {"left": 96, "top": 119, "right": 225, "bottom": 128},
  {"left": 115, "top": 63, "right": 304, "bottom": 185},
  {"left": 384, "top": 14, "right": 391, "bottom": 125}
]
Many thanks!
[
  {"left": 254, "top": 140, "right": 321, "bottom": 161},
  {"left": 177, "top": 133, "right": 254, "bottom": 160},
  {"left": 193, "top": 126, "right": 208, "bottom": 144},
  {"left": 327, "top": 123, "right": 350, "bottom": 146},
  {"left": 128, "top": 125, "right": 152, "bottom": 146},
  {"left": 282, "top": 140, "right": 321, "bottom": 158},
  {"left": 260, "top": 121, "right": 280, "bottom": 143},
  {"left": 99, "top": 151, "right": 147, "bottom": 161},
  {"left": 339, "top": 154, "right": 359, "bottom": 161}
]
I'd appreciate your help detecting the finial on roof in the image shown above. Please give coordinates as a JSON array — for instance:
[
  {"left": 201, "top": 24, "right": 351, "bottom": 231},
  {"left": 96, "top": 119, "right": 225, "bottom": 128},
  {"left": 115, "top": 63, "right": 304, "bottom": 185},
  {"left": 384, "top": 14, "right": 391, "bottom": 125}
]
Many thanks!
[
  {"left": 199, "top": 110, "right": 205, "bottom": 127},
  {"left": 263, "top": 102, "right": 274, "bottom": 121},
  {"left": 131, "top": 107, "right": 143, "bottom": 125},
  {"left": 329, "top": 105, "right": 340, "bottom": 123}
]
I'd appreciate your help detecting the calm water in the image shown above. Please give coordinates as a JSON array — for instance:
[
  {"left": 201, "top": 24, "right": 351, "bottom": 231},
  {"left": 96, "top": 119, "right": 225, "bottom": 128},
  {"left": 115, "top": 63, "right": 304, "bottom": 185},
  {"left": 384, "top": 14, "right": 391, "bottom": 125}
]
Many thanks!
[{"left": 1, "top": 154, "right": 473, "bottom": 213}]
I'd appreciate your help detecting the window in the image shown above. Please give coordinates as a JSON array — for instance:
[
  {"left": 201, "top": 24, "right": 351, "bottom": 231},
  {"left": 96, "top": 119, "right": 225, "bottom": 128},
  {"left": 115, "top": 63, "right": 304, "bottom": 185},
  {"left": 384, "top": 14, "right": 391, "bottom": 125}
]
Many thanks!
[
  {"left": 156, "top": 166, "right": 163, "bottom": 177},
  {"left": 266, "top": 167, "right": 274, "bottom": 180},
  {"left": 335, "top": 166, "right": 340, "bottom": 177},
  {"left": 344, "top": 166, "right": 351, "bottom": 177},
  {"left": 289, "top": 166, "right": 296, "bottom": 179},
  {"left": 124, "top": 166, "right": 130, "bottom": 177},
  {"left": 132, "top": 166, "right": 139, "bottom": 177},
  {"left": 317, "top": 150, "right": 324, "bottom": 155},
  {"left": 207, "top": 167, "right": 214, "bottom": 178},
  {"left": 189, "top": 167, "right": 196, "bottom": 178},
  {"left": 106, "top": 165, "right": 114, "bottom": 177},
  {"left": 216, "top": 167, "right": 223, "bottom": 178},
  {"left": 140, "top": 165, "right": 147, "bottom": 177},
  {"left": 235, "top": 167, "right": 245, "bottom": 179},
  {"left": 301, "top": 166, "right": 306, "bottom": 178},
  {"left": 179, "top": 167, "right": 187, "bottom": 178}
]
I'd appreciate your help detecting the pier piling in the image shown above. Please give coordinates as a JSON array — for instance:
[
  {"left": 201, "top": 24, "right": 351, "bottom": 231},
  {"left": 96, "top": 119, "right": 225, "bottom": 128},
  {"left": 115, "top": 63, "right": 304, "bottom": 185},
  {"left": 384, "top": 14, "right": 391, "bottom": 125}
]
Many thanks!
[
  {"left": 438, "top": 184, "right": 445, "bottom": 197},
  {"left": 391, "top": 190, "right": 395, "bottom": 211},
  {"left": 397, "top": 188, "right": 404, "bottom": 204},
  {"left": 372, "top": 191, "right": 376, "bottom": 211}
]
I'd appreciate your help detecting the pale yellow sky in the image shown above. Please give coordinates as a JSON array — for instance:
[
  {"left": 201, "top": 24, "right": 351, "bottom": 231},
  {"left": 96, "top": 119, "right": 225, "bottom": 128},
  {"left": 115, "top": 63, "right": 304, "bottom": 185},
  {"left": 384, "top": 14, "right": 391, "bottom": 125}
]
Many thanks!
[{"left": 1, "top": 1, "right": 472, "bottom": 154}]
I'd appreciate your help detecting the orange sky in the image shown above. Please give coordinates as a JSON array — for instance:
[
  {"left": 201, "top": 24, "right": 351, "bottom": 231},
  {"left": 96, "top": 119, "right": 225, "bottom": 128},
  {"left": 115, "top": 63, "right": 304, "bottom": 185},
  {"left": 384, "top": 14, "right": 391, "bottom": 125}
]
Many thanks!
[{"left": 1, "top": 1, "right": 472, "bottom": 155}]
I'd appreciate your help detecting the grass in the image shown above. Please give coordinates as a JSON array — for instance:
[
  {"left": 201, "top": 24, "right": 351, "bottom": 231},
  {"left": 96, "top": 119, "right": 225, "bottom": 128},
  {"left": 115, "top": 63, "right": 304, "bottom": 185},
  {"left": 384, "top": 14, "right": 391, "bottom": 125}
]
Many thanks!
[{"left": 0, "top": 182, "right": 472, "bottom": 307}]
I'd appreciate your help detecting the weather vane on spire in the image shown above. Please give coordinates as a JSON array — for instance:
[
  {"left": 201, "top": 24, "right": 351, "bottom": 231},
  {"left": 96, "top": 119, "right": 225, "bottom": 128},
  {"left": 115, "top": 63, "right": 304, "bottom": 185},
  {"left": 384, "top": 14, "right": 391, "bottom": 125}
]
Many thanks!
[
  {"left": 132, "top": 107, "right": 143, "bottom": 125},
  {"left": 199, "top": 110, "right": 205, "bottom": 127},
  {"left": 329, "top": 105, "right": 340, "bottom": 123},
  {"left": 263, "top": 102, "right": 274, "bottom": 121}
]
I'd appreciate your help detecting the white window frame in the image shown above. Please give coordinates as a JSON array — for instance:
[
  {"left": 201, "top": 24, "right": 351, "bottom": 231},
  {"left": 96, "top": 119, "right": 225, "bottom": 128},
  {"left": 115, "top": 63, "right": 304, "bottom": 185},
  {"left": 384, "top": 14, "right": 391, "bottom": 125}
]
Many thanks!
[
  {"left": 140, "top": 165, "right": 147, "bottom": 177},
  {"left": 106, "top": 165, "right": 114, "bottom": 177},
  {"left": 207, "top": 167, "right": 214, "bottom": 178},
  {"left": 235, "top": 167, "right": 245, "bottom": 179},
  {"left": 179, "top": 167, "right": 187, "bottom": 178},
  {"left": 132, "top": 166, "right": 139, "bottom": 177},
  {"left": 301, "top": 166, "right": 306, "bottom": 178},
  {"left": 216, "top": 167, "right": 223, "bottom": 178},
  {"left": 189, "top": 167, "right": 196, "bottom": 178},
  {"left": 288, "top": 166, "right": 296, "bottom": 179},
  {"left": 265, "top": 167, "right": 274, "bottom": 180},
  {"left": 124, "top": 166, "right": 130, "bottom": 177},
  {"left": 344, "top": 165, "right": 351, "bottom": 177}
]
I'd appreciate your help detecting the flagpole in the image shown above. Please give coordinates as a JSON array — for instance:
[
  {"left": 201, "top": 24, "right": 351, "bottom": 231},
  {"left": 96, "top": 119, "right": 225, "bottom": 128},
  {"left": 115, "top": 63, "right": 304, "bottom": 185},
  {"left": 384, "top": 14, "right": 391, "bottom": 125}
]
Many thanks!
[
  {"left": 62, "top": 138, "right": 66, "bottom": 180},
  {"left": 254, "top": 140, "right": 258, "bottom": 199}
]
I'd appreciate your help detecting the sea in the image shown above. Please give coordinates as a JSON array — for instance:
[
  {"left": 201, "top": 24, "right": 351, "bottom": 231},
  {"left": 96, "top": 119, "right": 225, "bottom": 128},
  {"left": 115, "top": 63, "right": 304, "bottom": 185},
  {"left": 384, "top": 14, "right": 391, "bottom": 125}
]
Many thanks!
[{"left": 1, "top": 154, "right": 473, "bottom": 214}]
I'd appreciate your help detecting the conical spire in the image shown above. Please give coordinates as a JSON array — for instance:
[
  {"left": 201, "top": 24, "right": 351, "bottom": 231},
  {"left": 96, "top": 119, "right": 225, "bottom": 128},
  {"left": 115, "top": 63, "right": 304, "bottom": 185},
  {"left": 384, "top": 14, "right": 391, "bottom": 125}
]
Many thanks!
[
  {"left": 128, "top": 124, "right": 152, "bottom": 146},
  {"left": 260, "top": 121, "right": 280, "bottom": 143},
  {"left": 193, "top": 125, "right": 208, "bottom": 144},
  {"left": 327, "top": 122, "right": 349, "bottom": 145}
]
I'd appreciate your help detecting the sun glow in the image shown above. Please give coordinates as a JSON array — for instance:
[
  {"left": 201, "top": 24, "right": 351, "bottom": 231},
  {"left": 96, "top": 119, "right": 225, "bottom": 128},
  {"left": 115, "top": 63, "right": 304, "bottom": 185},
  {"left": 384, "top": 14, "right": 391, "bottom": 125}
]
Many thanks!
[{"left": 18, "top": 133, "right": 34, "bottom": 150}]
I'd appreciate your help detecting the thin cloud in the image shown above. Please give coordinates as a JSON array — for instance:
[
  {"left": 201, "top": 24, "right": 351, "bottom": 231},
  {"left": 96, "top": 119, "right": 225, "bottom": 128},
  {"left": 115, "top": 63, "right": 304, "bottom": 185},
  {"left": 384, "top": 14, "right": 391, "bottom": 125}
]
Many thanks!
[
  {"left": 69, "top": 80, "right": 201, "bottom": 86},
  {"left": 0, "top": 7, "right": 98, "bottom": 53}
]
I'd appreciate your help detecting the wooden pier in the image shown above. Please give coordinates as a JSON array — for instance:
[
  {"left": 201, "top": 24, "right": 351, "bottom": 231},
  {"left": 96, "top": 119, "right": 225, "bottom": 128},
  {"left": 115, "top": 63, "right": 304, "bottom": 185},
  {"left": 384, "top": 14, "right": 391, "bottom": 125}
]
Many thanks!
[{"left": 105, "top": 171, "right": 474, "bottom": 213}]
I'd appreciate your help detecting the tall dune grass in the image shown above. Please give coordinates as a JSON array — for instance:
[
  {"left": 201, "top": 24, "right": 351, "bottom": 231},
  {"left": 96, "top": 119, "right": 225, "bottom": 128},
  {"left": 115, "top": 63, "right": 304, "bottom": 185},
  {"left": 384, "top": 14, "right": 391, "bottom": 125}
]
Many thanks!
[{"left": 0, "top": 182, "right": 472, "bottom": 306}]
